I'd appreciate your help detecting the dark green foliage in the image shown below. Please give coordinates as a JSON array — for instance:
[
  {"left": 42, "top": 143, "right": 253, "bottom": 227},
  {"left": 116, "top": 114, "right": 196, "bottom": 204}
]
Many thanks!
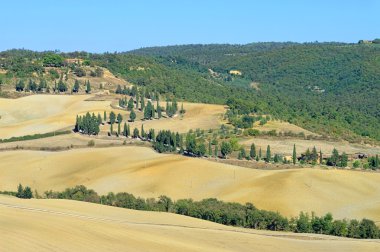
[
  {"left": 16, "top": 184, "right": 33, "bottom": 199},
  {"left": 127, "top": 43, "right": 380, "bottom": 142},
  {"left": 129, "top": 109, "right": 136, "bottom": 122},
  {"left": 73, "top": 79, "right": 80, "bottom": 93},
  {"left": 27, "top": 79, "right": 37, "bottom": 92},
  {"left": 37, "top": 79, "right": 47, "bottom": 92},
  {"left": 75, "top": 112, "right": 100, "bottom": 135},
  {"left": 238, "top": 147, "right": 246, "bottom": 160},
  {"left": 151, "top": 130, "right": 179, "bottom": 153},
  {"left": 184, "top": 133, "right": 206, "bottom": 157},
  {"left": 15, "top": 80, "right": 25, "bottom": 91},
  {"left": 45, "top": 185, "right": 380, "bottom": 239},
  {"left": 220, "top": 141, "right": 232, "bottom": 158},
  {"left": 133, "top": 127, "right": 139, "bottom": 138},
  {"left": 127, "top": 98, "right": 134, "bottom": 110},
  {"left": 57, "top": 80, "right": 67, "bottom": 92},
  {"left": 86, "top": 80, "right": 91, "bottom": 93},
  {"left": 0, "top": 130, "right": 71, "bottom": 143},
  {"left": 250, "top": 143, "right": 256, "bottom": 158},
  {"left": 42, "top": 53, "right": 64, "bottom": 67},
  {"left": 368, "top": 155, "right": 380, "bottom": 169},
  {"left": 117, "top": 113, "right": 123, "bottom": 123},
  {"left": 292, "top": 144, "right": 297, "bottom": 164},
  {"left": 265, "top": 145, "right": 271, "bottom": 162},
  {"left": 109, "top": 111, "right": 116, "bottom": 124},
  {"left": 358, "top": 219, "right": 379, "bottom": 239},
  {"left": 326, "top": 148, "right": 349, "bottom": 167},
  {"left": 144, "top": 101, "right": 154, "bottom": 119}
]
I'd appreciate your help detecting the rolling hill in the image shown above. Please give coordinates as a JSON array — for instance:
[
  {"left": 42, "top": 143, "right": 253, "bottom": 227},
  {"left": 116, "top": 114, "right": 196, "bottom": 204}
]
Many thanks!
[
  {"left": 1, "top": 195, "right": 379, "bottom": 252},
  {"left": 1, "top": 146, "right": 380, "bottom": 221}
]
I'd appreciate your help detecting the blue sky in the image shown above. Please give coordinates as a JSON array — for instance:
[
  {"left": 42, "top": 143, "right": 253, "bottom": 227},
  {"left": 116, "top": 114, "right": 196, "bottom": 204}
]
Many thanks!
[{"left": 1, "top": 0, "right": 379, "bottom": 52}]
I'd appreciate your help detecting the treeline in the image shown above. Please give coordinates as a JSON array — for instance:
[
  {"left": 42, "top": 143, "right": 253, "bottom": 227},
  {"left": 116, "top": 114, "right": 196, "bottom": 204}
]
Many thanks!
[
  {"left": 0, "top": 130, "right": 71, "bottom": 143},
  {"left": 41, "top": 185, "right": 380, "bottom": 239},
  {"left": 15, "top": 78, "right": 92, "bottom": 94}
]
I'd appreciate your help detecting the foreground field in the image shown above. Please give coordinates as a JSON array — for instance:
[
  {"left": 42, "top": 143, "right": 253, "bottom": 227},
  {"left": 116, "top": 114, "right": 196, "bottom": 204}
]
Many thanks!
[
  {"left": 1, "top": 195, "right": 379, "bottom": 252},
  {"left": 1, "top": 146, "right": 380, "bottom": 221}
]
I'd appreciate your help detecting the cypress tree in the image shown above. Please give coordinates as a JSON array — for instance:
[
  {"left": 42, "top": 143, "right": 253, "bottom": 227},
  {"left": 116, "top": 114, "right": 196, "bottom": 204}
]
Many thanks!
[
  {"left": 312, "top": 146, "right": 318, "bottom": 163},
  {"left": 117, "top": 122, "right": 121, "bottom": 136},
  {"left": 266, "top": 145, "right": 271, "bottom": 162},
  {"left": 103, "top": 111, "right": 107, "bottom": 123},
  {"left": 86, "top": 80, "right": 91, "bottom": 94},
  {"left": 319, "top": 149, "right": 323, "bottom": 164},
  {"left": 157, "top": 105, "right": 162, "bottom": 119},
  {"left": 250, "top": 143, "right": 256, "bottom": 159},
  {"left": 127, "top": 98, "right": 134, "bottom": 111},
  {"left": 135, "top": 93, "right": 139, "bottom": 109},
  {"left": 127, "top": 124, "right": 130, "bottom": 137},
  {"left": 292, "top": 144, "right": 297, "bottom": 164},
  {"left": 129, "top": 109, "right": 136, "bottom": 122},
  {"left": 133, "top": 128, "right": 139, "bottom": 138},
  {"left": 110, "top": 111, "right": 116, "bottom": 125},
  {"left": 140, "top": 96, "right": 145, "bottom": 111},
  {"left": 16, "top": 184, "right": 24, "bottom": 198},
  {"left": 123, "top": 122, "right": 127, "bottom": 137},
  {"left": 141, "top": 124, "right": 145, "bottom": 139},
  {"left": 214, "top": 144, "right": 218, "bottom": 157},
  {"left": 259, "top": 147, "right": 262, "bottom": 160}
]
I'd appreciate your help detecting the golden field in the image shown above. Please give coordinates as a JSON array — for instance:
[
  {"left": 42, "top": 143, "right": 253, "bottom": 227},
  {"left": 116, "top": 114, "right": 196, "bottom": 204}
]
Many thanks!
[
  {"left": 1, "top": 195, "right": 379, "bottom": 252},
  {"left": 1, "top": 146, "right": 380, "bottom": 221}
]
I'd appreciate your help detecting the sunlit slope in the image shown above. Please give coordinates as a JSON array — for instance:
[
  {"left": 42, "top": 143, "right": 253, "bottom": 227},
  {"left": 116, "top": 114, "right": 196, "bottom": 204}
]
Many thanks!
[
  {"left": 1, "top": 195, "right": 379, "bottom": 252},
  {"left": 0, "top": 95, "right": 111, "bottom": 139},
  {"left": 1, "top": 146, "right": 380, "bottom": 221},
  {"left": 0, "top": 95, "right": 225, "bottom": 139}
]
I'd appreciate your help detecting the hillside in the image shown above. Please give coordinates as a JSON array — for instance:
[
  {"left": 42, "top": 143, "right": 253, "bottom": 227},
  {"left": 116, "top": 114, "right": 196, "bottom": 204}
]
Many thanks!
[
  {"left": 129, "top": 43, "right": 380, "bottom": 142},
  {"left": 1, "top": 195, "right": 380, "bottom": 252},
  {"left": 1, "top": 44, "right": 379, "bottom": 143},
  {"left": 1, "top": 146, "right": 380, "bottom": 221}
]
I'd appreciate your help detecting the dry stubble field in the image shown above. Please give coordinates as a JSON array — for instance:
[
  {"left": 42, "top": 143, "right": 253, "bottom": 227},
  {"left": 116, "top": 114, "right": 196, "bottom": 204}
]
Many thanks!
[
  {"left": 1, "top": 146, "right": 380, "bottom": 222},
  {"left": 1, "top": 195, "right": 379, "bottom": 252}
]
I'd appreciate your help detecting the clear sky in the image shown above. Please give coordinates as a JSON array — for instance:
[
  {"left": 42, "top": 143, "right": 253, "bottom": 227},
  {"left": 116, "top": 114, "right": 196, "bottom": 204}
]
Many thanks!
[{"left": 1, "top": 0, "right": 379, "bottom": 52}]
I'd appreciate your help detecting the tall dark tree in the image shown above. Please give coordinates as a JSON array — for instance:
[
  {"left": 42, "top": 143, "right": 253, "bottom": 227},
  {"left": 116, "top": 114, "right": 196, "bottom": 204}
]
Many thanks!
[
  {"left": 73, "top": 80, "right": 80, "bottom": 93},
  {"left": 117, "top": 113, "right": 123, "bottom": 123},
  {"left": 109, "top": 111, "right": 116, "bottom": 125},
  {"left": 127, "top": 98, "right": 134, "bottom": 111},
  {"left": 86, "top": 80, "right": 91, "bottom": 94},
  {"left": 265, "top": 145, "right": 271, "bottom": 162},
  {"left": 133, "top": 128, "right": 139, "bottom": 138},
  {"left": 129, "top": 109, "right": 136, "bottom": 122},
  {"left": 292, "top": 144, "right": 297, "bottom": 164},
  {"left": 250, "top": 143, "right": 256, "bottom": 159}
]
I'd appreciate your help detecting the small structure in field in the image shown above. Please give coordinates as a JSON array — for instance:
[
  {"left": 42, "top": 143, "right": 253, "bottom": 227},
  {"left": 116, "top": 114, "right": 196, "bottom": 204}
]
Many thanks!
[{"left": 229, "top": 70, "right": 242, "bottom": 76}]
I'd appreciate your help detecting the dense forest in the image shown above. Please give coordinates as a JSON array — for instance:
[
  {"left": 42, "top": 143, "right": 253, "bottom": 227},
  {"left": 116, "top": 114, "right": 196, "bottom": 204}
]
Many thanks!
[
  {"left": 129, "top": 43, "right": 380, "bottom": 142},
  {"left": 0, "top": 42, "right": 379, "bottom": 142}
]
